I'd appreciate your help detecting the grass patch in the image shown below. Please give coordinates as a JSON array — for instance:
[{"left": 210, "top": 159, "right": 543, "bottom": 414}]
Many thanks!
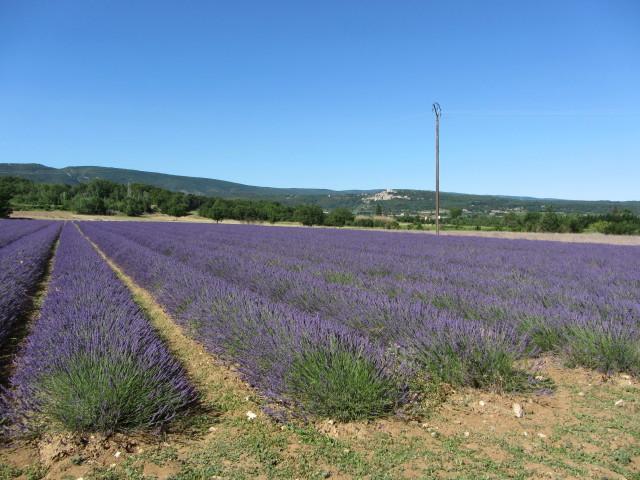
[
  {"left": 520, "top": 317, "right": 563, "bottom": 354},
  {"left": 417, "top": 343, "right": 531, "bottom": 392},
  {"left": 37, "top": 354, "right": 193, "bottom": 433},
  {"left": 521, "top": 318, "right": 640, "bottom": 376},
  {"left": 286, "top": 346, "right": 401, "bottom": 421},
  {"left": 563, "top": 326, "right": 640, "bottom": 375},
  {"left": 323, "top": 271, "right": 358, "bottom": 286}
]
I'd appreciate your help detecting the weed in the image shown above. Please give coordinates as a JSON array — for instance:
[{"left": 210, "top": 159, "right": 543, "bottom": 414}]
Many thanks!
[{"left": 287, "top": 346, "right": 400, "bottom": 421}]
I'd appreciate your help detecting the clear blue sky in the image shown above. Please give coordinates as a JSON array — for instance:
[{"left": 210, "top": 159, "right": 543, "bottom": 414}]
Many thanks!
[{"left": 1, "top": 1, "right": 639, "bottom": 200}]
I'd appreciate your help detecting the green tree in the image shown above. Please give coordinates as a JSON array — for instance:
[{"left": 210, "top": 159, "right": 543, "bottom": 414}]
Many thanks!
[
  {"left": 449, "top": 207, "right": 463, "bottom": 220},
  {"left": 503, "top": 212, "right": 521, "bottom": 231},
  {"left": 540, "top": 208, "right": 561, "bottom": 232},
  {"left": 0, "top": 186, "right": 12, "bottom": 218},
  {"left": 164, "top": 195, "right": 190, "bottom": 217},
  {"left": 294, "top": 205, "right": 325, "bottom": 226},
  {"left": 121, "top": 197, "right": 145, "bottom": 216},
  {"left": 210, "top": 199, "right": 228, "bottom": 222},
  {"left": 71, "top": 195, "right": 106, "bottom": 215},
  {"left": 325, "top": 208, "right": 354, "bottom": 227},
  {"left": 522, "top": 212, "right": 542, "bottom": 232},
  {"left": 375, "top": 204, "right": 383, "bottom": 215}
]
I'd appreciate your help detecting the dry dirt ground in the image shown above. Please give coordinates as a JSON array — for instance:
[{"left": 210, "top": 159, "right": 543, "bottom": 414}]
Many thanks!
[
  {"left": 10, "top": 210, "right": 640, "bottom": 246},
  {"left": 1, "top": 234, "right": 638, "bottom": 479}
]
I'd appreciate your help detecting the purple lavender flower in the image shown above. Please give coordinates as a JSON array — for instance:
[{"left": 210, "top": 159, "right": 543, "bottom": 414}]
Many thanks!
[{"left": 2, "top": 223, "right": 198, "bottom": 433}]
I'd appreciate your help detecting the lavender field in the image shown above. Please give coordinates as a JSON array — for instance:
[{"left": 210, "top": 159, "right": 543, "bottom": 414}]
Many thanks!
[
  {"left": 76, "top": 221, "right": 640, "bottom": 419},
  {"left": 2, "top": 219, "right": 639, "bottom": 428},
  {"left": 0, "top": 219, "right": 639, "bottom": 478}
]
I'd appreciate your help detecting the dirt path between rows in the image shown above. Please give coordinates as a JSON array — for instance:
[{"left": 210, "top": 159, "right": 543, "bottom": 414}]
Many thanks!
[{"left": 77, "top": 224, "right": 256, "bottom": 412}]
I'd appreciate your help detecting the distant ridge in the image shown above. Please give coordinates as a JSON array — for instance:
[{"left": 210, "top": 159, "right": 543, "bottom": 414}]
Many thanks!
[
  {"left": 1, "top": 163, "right": 639, "bottom": 215},
  {"left": 0, "top": 163, "right": 375, "bottom": 198}
]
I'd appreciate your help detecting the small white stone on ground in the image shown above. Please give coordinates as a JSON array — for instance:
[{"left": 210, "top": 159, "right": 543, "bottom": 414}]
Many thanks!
[
  {"left": 615, "top": 399, "right": 625, "bottom": 407},
  {"left": 523, "top": 431, "right": 528, "bottom": 436},
  {"left": 208, "top": 426, "right": 216, "bottom": 432},
  {"left": 512, "top": 403, "right": 524, "bottom": 418},
  {"left": 246, "top": 410, "right": 257, "bottom": 420},
  {"left": 114, "top": 451, "right": 121, "bottom": 458},
  {"left": 578, "top": 391, "right": 585, "bottom": 396},
  {"left": 621, "top": 374, "right": 631, "bottom": 380},
  {"left": 464, "top": 431, "right": 470, "bottom": 437},
  {"left": 479, "top": 400, "right": 486, "bottom": 407},
  {"left": 534, "top": 375, "right": 544, "bottom": 381},
  {"left": 537, "top": 433, "right": 547, "bottom": 438}
]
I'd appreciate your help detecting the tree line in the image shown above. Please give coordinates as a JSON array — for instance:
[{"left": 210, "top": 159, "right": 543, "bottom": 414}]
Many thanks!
[
  {"left": 0, "top": 177, "right": 201, "bottom": 217},
  {"left": 1, "top": 176, "right": 639, "bottom": 234},
  {"left": 0, "top": 177, "right": 333, "bottom": 225},
  {"left": 438, "top": 208, "right": 640, "bottom": 235}
]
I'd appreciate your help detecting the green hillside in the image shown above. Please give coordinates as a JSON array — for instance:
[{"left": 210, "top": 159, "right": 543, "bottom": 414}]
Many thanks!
[
  {"left": 0, "top": 163, "right": 374, "bottom": 198},
  {"left": 1, "top": 163, "right": 639, "bottom": 215}
]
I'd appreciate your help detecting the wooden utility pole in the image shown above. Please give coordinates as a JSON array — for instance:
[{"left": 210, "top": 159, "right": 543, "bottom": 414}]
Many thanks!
[{"left": 433, "top": 102, "right": 442, "bottom": 235}]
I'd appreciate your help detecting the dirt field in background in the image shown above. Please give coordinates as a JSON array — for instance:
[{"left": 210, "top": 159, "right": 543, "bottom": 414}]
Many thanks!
[
  {"left": 10, "top": 210, "right": 220, "bottom": 223},
  {"left": 429, "top": 229, "right": 640, "bottom": 245},
  {"left": 10, "top": 210, "right": 640, "bottom": 246}
]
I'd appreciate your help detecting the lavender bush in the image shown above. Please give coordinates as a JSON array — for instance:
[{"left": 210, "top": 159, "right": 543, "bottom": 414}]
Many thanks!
[
  {"left": 2, "top": 224, "right": 198, "bottom": 433},
  {"left": 0, "top": 223, "right": 60, "bottom": 353},
  {"left": 406, "top": 316, "right": 529, "bottom": 390}
]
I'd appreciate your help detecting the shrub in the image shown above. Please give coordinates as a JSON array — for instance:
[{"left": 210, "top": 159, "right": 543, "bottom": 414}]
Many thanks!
[
  {"left": 38, "top": 355, "right": 192, "bottom": 432},
  {"left": 0, "top": 188, "right": 12, "bottom": 218},
  {"left": 325, "top": 208, "right": 354, "bottom": 227},
  {"left": 520, "top": 317, "right": 564, "bottom": 354},
  {"left": 294, "top": 205, "right": 325, "bottom": 226},
  {"left": 286, "top": 344, "right": 400, "bottom": 421},
  {"left": 563, "top": 325, "right": 640, "bottom": 376},
  {"left": 410, "top": 318, "right": 528, "bottom": 391}
]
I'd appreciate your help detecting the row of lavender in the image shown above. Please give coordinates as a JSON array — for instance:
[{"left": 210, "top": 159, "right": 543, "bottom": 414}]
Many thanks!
[
  {"left": 0, "top": 219, "right": 52, "bottom": 249},
  {"left": 79, "top": 222, "right": 406, "bottom": 420},
  {"left": 83, "top": 222, "right": 640, "bottom": 379},
  {"left": 84, "top": 222, "right": 639, "bottom": 332},
  {"left": 0, "top": 221, "right": 60, "bottom": 349},
  {"left": 2, "top": 224, "right": 197, "bottom": 433}
]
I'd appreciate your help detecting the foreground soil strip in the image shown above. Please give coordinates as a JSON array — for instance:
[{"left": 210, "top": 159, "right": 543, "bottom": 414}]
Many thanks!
[{"left": 77, "top": 224, "right": 255, "bottom": 412}]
